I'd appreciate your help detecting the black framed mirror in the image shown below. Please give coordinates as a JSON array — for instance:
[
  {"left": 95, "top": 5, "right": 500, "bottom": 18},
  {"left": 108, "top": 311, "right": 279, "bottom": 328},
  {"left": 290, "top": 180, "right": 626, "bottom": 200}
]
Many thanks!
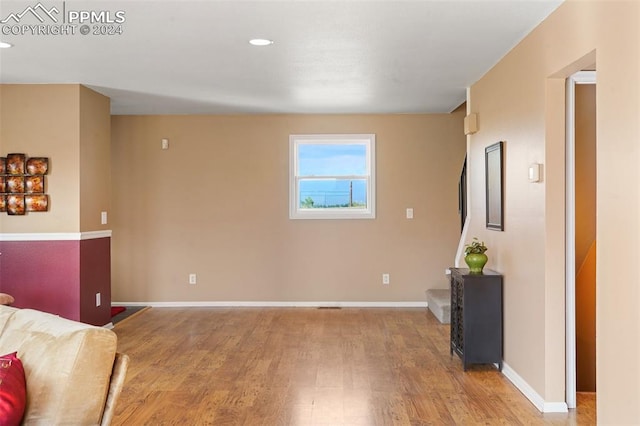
[{"left": 485, "top": 141, "right": 504, "bottom": 231}]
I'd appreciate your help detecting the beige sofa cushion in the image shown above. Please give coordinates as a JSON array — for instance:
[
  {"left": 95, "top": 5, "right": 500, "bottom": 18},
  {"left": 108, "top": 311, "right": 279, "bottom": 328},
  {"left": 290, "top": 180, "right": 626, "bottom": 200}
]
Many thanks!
[
  {"left": 0, "top": 306, "right": 18, "bottom": 334},
  {"left": 0, "top": 307, "right": 117, "bottom": 425}
]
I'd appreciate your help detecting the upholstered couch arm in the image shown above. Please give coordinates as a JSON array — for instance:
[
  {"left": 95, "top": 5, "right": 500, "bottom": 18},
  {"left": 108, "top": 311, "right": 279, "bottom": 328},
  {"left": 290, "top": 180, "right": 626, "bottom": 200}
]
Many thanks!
[
  {"left": 101, "top": 352, "right": 130, "bottom": 426},
  {"left": 0, "top": 306, "right": 128, "bottom": 424}
]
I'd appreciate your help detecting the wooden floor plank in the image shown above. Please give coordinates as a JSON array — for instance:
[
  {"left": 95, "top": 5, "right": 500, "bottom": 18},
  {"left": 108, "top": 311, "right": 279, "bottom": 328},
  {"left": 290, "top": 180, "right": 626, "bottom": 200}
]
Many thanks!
[{"left": 112, "top": 307, "right": 596, "bottom": 425}]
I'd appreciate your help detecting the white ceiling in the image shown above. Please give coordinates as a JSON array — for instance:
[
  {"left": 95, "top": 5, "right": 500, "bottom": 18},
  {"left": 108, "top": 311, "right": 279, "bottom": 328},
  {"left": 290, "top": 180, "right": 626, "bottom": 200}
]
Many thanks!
[{"left": 0, "top": 1, "right": 563, "bottom": 115}]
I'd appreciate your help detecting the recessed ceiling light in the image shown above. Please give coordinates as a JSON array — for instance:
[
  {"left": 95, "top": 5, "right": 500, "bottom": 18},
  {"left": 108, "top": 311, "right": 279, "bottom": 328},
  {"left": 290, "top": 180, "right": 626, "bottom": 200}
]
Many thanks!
[
  {"left": 249, "top": 39, "right": 274, "bottom": 46},
  {"left": 0, "top": 42, "right": 13, "bottom": 49}
]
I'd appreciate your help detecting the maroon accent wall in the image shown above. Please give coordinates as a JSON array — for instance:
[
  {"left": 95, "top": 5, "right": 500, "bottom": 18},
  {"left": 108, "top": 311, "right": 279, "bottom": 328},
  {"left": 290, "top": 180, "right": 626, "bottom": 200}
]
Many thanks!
[
  {"left": 0, "top": 240, "right": 80, "bottom": 320},
  {"left": 80, "top": 238, "right": 111, "bottom": 326},
  {"left": 0, "top": 237, "right": 111, "bottom": 326}
]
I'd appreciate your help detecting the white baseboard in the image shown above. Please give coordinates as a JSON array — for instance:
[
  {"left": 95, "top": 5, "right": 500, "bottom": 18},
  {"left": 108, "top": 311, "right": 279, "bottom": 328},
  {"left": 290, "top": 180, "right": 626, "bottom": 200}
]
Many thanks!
[
  {"left": 542, "top": 402, "right": 570, "bottom": 413},
  {"left": 501, "top": 362, "right": 568, "bottom": 413},
  {"left": 112, "top": 301, "right": 428, "bottom": 308}
]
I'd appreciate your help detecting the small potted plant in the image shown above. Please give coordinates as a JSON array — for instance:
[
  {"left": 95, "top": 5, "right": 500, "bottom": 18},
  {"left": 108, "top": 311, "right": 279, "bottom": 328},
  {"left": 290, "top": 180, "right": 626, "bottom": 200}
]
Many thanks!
[{"left": 464, "top": 237, "right": 488, "bottom": 274}]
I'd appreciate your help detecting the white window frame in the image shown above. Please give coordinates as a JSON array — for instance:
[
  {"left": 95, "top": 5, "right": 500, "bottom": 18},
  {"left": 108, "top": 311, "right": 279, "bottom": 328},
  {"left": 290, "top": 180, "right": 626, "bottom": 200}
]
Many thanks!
[{"left": 289, "top": 134, "right": 376, "bottom": 220}]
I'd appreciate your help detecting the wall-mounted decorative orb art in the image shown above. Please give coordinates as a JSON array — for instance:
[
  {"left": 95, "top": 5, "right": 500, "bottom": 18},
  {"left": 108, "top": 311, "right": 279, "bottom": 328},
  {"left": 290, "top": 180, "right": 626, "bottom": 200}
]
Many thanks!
[{"left": 0, "top": 153, "right": 49, "bottom": 216}]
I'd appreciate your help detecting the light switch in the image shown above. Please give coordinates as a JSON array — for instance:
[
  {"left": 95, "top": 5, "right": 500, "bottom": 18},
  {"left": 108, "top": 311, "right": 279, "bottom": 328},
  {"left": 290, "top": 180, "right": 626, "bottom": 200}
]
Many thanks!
[
  {"left": 529, "top": 163, "right": 541, "bottom": 182},
  {"left": 101, "top": 211, "right": 107, "bottom": 225}
]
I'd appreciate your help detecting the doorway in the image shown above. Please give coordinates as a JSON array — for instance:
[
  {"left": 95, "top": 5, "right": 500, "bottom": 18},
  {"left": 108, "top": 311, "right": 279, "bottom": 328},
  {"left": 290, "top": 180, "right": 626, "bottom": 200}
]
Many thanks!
[{"left": 566, "top": 71, "right": 596, "bottom": 408}]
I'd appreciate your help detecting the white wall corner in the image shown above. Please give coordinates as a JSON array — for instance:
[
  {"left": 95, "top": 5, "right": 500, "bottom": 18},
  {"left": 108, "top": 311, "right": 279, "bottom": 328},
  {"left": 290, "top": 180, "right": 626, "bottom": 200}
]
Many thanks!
[
  {"left": 455, "top": 215, "right": 471, "bottom": 268},
  {"left": 501, "top": 362, "right": 568, "bottom": 413}
]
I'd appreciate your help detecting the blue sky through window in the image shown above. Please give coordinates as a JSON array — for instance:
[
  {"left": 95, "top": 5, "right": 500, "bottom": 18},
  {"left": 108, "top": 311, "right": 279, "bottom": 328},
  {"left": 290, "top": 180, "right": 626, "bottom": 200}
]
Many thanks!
[
  {"left": 290, "top": 134, "right": 375, "bottom": 218},
  {"left": 298, "top": 143, "right": 367, "bottom": 176}
]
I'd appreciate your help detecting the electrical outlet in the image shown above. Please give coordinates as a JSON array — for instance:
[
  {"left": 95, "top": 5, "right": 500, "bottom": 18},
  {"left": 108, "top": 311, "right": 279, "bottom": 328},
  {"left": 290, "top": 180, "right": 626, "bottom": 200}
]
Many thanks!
[
  {"left": 96, "top": 292, "right": 101, "bottom": 307},
  {"left": 382, "top": 273, "right": 390, "bottom": 285},
  {"left": 189, "top": 273, "right": 197, "bottom": 285},
  {"left": 101, "top": 211, "right": 107, "bottom": 225},
  {"left": 406, "top": 208, "right": 413, "bottom": 219}
]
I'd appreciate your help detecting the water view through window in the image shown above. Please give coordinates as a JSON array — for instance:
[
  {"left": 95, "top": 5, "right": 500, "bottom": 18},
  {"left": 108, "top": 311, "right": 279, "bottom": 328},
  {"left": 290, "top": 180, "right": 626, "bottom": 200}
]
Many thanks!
[
  {"left": 290, "top": 134, "right": 375, "bottom": 219},
  {"left": 298, "top": 143, "right": 367, "bottom": 209},
  {"left": 299, "top": 179, "right": 367, "bottom": 208}
]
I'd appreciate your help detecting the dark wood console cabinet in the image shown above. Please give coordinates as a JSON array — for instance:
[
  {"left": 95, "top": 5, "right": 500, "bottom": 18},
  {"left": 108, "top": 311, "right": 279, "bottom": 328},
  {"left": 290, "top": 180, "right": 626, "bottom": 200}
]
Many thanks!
[{"left": 449, "top": 267, "right": 503, "bottom": 371}]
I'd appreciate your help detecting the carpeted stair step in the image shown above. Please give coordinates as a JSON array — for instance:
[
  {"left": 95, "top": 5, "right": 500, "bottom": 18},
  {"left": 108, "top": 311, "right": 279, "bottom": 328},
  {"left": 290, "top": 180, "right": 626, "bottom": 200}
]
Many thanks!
[{"left": 426, "top": 289, "right": 450, "bottom": 324}]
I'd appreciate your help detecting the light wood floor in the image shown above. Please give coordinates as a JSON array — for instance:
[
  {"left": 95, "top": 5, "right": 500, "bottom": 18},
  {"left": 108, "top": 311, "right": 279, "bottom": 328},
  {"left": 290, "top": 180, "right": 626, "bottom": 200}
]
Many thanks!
[{"left": 112, "top": 308, "right": 596, "bottom": 425}]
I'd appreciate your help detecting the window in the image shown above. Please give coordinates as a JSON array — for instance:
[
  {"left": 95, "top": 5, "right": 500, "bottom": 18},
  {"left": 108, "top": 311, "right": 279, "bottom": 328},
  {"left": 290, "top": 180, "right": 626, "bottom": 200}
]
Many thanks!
[{"left": 289, "top": 134, "right": 376, "bottom": 219}]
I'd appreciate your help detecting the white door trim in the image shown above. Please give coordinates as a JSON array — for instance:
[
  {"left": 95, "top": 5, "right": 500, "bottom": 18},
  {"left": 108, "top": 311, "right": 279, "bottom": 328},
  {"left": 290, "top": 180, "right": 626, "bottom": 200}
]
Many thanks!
[{"left": 565, "top": 70, "right": 596, "bottom": 409}]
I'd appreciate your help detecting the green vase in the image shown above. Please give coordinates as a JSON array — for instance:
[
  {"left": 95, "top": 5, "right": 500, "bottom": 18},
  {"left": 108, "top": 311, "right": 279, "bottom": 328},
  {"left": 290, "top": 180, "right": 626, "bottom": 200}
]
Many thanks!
[{"left": 465, "top": 253, "right": 488, "bottom": 274}]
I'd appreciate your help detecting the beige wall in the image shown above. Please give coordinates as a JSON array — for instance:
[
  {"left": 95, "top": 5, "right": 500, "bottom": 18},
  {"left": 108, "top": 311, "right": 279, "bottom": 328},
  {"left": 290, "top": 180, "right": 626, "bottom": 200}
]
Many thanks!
[
  {"left": 467, "top": 0, "right": 639, "bottom": 422},
  {"left": 0, "top": 85, "right": 81, "bottom": 233},
  {"left": 110, "top": 113, "right": 465, "bottom": 302},
  {"left": 0, "top": 84, "right": 111, "bottom": 234},
  {"left": 79, "top": 86, "right": 111, "bottom": 232}
]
